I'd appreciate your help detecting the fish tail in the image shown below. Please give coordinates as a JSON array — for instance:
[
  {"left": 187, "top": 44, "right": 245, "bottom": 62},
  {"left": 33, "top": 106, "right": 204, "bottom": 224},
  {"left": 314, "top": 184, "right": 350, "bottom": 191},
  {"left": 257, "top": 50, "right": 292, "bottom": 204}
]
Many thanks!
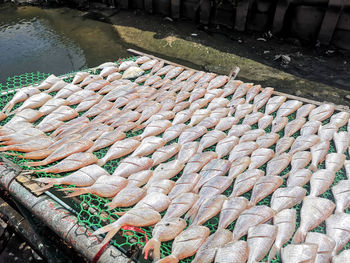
[
  {"left": 309, "top": 164, "right": 317, "bottom": 172},
  {"left": 60, "top": 188, "right": 89, "bottom": 198},
  {"left": 113, "top": 211, "right": 127, "bottom": 216},
  {"left": 142, "top": 238, "right": 161, "bottom": 261},
  {"left": 97, "top": 158, "right": 107, "bottom": 167},
  {"left": 267, "top": 244, "right": 278, "bottom": 263},
  {"left": 247, "top": 201, "right": 255, "bottom": 209},
  {"left": 281, "top": 172, "right": 290, "bottom": 179},
  {"left": 156, "top": 255, "right": 178, "bottom": 263},
  {"left": 3, "top": 103, "right": 14, "bottom": 114},
  {"left": 133, "top": 135, "right": 142, "bottom": 141},
  {"left": 185, "top": 201, "right": 200, "bottom": 221},
  {"left": 292, "top": 228, "right": 305, "bottom": 244},
  {"left": 93, "top": 223, "right": 121, "bottom": 245},
  {"left": 32, "top": 182, "right": 55, "bottom": 192}
]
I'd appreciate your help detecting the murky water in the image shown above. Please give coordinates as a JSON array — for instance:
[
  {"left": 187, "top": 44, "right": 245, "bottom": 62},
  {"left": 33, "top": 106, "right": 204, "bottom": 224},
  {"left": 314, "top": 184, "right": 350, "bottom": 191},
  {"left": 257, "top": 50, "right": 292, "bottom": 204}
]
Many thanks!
[{"left": 0, "top": 4, "right": 129, "bottom": 84}]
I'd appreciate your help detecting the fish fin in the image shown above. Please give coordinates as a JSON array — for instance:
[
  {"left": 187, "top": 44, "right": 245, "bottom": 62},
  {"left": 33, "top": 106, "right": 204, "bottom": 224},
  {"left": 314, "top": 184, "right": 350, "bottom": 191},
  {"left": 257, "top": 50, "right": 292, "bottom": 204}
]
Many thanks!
[
  {"left": 113, "top": 211, "right": 127, "bottom": 216},
  {"left": 1, "top": 152, "right": 23, "bottom": 158},
  {"left": 267, "top": 244, "right": 278, "bottom": 263},
  {"left": 292, "top": 228, "right": 305, "bottom": 244},
  {"left": 3, "top": 103, "right": 14, "bottom": 114},
  {"left": 26, "top": 161, "right": 47, "bottom": 167},
  {"left": 156, "top": 255, "right": 178, "bottom": 263},
  {"left": 142, "top": 238, "right": 161, "bottom": 261},
  {"left": 308, "top": 164, "right": 317, "bottom": 172},
  {"left": 60, "top": 188, "right": 89, "bottom": 198}
]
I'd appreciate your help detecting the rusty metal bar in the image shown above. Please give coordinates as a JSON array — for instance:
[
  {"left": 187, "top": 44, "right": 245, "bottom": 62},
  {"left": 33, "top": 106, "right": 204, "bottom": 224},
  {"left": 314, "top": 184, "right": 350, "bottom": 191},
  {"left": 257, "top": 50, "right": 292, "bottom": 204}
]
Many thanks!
[{"left": 0, "top": 160, "right": 129, "bottom": 263}]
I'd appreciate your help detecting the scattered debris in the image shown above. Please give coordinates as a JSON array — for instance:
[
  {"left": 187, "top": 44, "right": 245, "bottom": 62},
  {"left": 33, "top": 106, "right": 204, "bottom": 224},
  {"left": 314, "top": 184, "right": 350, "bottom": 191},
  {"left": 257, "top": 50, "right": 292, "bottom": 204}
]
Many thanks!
[
  {"left": 326, "top": 50, "right": 335, "bottom": 55},
  {"left": 163, "top": 17, "right": 173, "bottom": 22},
  {"left": 264, "top": 51, "right": 270, "bottom": 54},
  {"left": 191, "top": 33, "right": 198, "bottom": 37},
  {"left": 274, "top": 54, "right": 291, "bottom": 64},
  {"left": 257, "top": 38, "right": 267, "bottom": 42}
]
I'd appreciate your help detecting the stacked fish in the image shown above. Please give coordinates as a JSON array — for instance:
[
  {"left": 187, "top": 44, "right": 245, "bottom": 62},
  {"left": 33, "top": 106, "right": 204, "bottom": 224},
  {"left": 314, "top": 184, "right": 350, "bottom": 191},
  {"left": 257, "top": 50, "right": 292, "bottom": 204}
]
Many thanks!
[{"left": 0, "top": 55, "right": 349, "bottom": 262}]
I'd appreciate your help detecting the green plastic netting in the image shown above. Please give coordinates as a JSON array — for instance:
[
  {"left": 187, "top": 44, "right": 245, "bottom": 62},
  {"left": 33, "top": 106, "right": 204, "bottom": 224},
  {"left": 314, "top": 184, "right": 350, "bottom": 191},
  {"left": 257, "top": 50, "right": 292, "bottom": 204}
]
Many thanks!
[{"left": 0, "top": 56, "right": 349, "bottom": 263}]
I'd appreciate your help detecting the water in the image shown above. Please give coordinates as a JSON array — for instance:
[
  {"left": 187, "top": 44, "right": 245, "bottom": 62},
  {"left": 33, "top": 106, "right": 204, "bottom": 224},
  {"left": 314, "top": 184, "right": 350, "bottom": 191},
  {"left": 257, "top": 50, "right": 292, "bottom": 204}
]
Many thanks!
[{"left": 0, "top": 4, "right": 129, "bottom": 84}]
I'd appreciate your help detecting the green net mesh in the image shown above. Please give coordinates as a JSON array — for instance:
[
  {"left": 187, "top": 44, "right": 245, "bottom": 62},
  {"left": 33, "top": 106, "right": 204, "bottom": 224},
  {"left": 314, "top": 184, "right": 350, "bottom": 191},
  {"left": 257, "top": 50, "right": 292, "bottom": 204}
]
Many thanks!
[{"left": 0, "top": 56, "right": 349, "bottom": 263}]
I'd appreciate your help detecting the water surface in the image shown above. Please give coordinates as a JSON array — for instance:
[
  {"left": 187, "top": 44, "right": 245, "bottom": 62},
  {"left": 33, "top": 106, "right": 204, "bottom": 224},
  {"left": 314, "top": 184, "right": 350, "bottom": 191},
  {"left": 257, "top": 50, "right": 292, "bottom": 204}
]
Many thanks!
[{"left": 0, "top": 4, "right": 129, "bottom": 83}]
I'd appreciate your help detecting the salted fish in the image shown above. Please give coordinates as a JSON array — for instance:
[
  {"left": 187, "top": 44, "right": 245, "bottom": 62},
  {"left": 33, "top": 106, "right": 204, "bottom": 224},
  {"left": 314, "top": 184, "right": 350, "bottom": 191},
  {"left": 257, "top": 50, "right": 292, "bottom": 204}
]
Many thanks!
[
  {"left": 189, "top": 109, "right": 211, "bottom": 126},
  {"left": 293, "top": 196, "right": 335, "bottom": 243},
  {"left": 325, "top": 212, "right": 350, "bottom": 256},
  {"left": 93, "top": 207, "right": 161, "bottom": 247},
  {"left": 210, "top": 108, "right": 230, "bottom": 119},
  {"left": 131, "top": 136, "right": 166, "bottom": 157},
  {"left": 172, "top": 109, "right": 194, "bottom": 125},
  {"left": 215, "top": 135, "right": 239, "bottom": 159},
  {"left": 192, "top": 229, "right": 232, "bottom": 263},
  {"left": 253, "top": 87, "right": 274, "bottom": 112},
  {"left": 344, "top": 160, "right": 350, "bottom": 179},
  {"left": 191, "top": 195, "right": 227, "bottom": 225},
  {"left": 197, "top": 72, "right": 217, "bottom": 84},
  {"left": 14, "top": 93, "right": 52, "bottom": 113},
  {"left": 247, "top": 224, "right": 277, "bottom": 263},
  {"left": 218, "top": 197, "right": 249, "bottom": 230},
  {"left": 248, "top": 148, "right": 274, "bottom": 169},
  {"left": 332, "top": 249, "right": 350, "bottom": 263},
  {"left": 187, "top": 71, "right": 206, "bottom": 83},
  {"left": 232, "top": 205, "right": 275, "bottom": 241},
  {"left": 159, "top": 100, "right": 176, "bottom": 112},
  {"left": 175, "top": 91, "right": 190, "bottom": 104},
  {"left": 162, "top": 123, "right": 187, "bottom": 142},
  {"left": 258, "top": 114, "right": 273, "bottom": 130},
  {"left": 275, "top": 136, "right": 294, "bottom": 155},
  {"left": 174, "top": 70, "right": 195, "bottom": 83},
  {"left": 234, "top": 103, "right": 254, "bottom": 120},
  {"left": 127, "top": 170, "right": 153, "bottom": 187},
  {"left": 207, "top": 98, "right": 229, "bottom": 111},
  {"left": 156, "top": 226, "right": 210, "bottom": 263},
  {"left": 215, "top": 117, "right": 238, "bottom": 131},
  {"left": 207, "top": 75, "right": 229, "bottom": 89},
  {"left": 106, "top": 186, "right": 146, "bottom": 209},
  {"left": 119, "top": 61, "right": 137, "bottom": 71},
  {"left": 136, "top": 120, "right": 172, "bottom": 140},
  {"left": 300, "top": 120, "right": 322, "bottom": 136},
  {"left": 296, "top": 103, "right": 316, "bottom": 118},
  {"left": 214, "top": 241, "right": 249, "bottom": 263},
  {"left": 309, "top": 103, "right": 335, "bottom": 121},
  {"left": 34, "top": 164, "right": 109, "bottom": 192},
  {"left": 305, "top": 232, "right": 335, "bottom": 263},
  {"left": 178, "top": 125, "right": 207, "bottom": 144},
  {"left": 13, "top": 109, "right": 43, "bottom": 123},
  {"left": 325, "top": 152, "right": 346, "bottom": 172},
  {"left": 290, "top": 134, "right": 320, "bottom": 154},
  {"left": 2, "top": 86, "right": 40, "bottom": 114},
  {"left": 193, "top": 159, "right": 231, "bottom": 193},
  {"left": 54, "top": 84, "right": 81, "bottom": 99},
  {"left": 136, "top": 56, "right": 151, "bottom": 64},
  {"left": 37, "top": 74, "right": 61, "bottom": 90},
  {"left": 0, "top": 135, "right": 54, "bottom": 153},
  {"left": 228, "top": 124, "right": 251, "bottom": 137},
  {"left": 155, "top": 65, "right": 174, "bottom": 76},
  {"left": 230, "top": 169, "right": 264, "bottom": 197},
  {"left": 66, "top": 90, "right": 95, "bottom": 105},
  {"left": 151, "top": 143, "right": 181, "bottom": 166},
  {"left": 143, "top": 217, "right": 187, "bottom": 261},
  {"left": 271, "top": 116, "right": 288, "bottom": 133},
  {"left": 39, "top": 98, "right": 68, "bottom": 115},
  {"left": 330, "top": 111, "right": 350, "bottom": 128},
  {"left": 164, "top": 66, "right": 183, "bottom": 80},
  {"left": 106, "top": 72, "right": 122, "bottom": 82},
  {"left": 173, "top": 101, "right": 191, "bottom": 113},
  {"left": 229, "top": 141, "right": 258, "bottom": 162},
  {"left": 309, "top": 140, "right": 330, "bottom": 171},
  {"left": 242, "top": 112, "right": 264, "bottom": 126},
  {"left": 183, "top": 152, "right": 218, "bottom": 175},
  {"left": 270, "top": 186, "right": 307, "bottom": 212},
  {"left": 265, "top": 95, "right": 286, "bottom": 115},
  {"left": 168, "top": 173, "right": 201, "bottom": 200},
  {"left": 189, "top": 98, "right": 209, "bottom": 111},
  {"left": 134, "top": 192, "right": 170, "bottom": 213},
  {"left": 284, "top": 117, "right": 306, "bottom": 137},
  {"left": 248, "top": 176, "right": 283, "bottom": 207},
  {"left": 228, "top": 97, "right": 245, "bottom": 110},
  {"left": 310, "top": 169, "right": 336, "bottom": 197},
  {"left": 281, "top": 244, "right": 318, "bottom": 263},
  {"left": 276, "top": 100, "right": 302, "bottom": 117},
  {"left": 146, "top": 179, "right": 175, "bottom": 195},
  {"left": 97, "top": 138, "right": 140, "bottom": 166},
  {"left": 245, "top": 85, "right": 261, "bottom": 103},
  {"left": 318, "top": 123, "right": 338, "bottom": 141},
  {"left": 189, "top": 88, "right": 206, "bottom": 103},
  {"left": 288, "top": 151, "right": 311, "bottom": 175},
  {"left": 61, "top": 175, "right": 127, "bottom": 198},
  {"left": 228, "top": 156, "right": 251, "bottom": 179},
  {"left": 112, "top": 157, "right": 153, "bottom": 177},
  {"left": 204, "top": 88, "right": 225, "bottom": 101},
  {"left": 268, "top": 209, "right": 296, "bottom": 262},
  {"left": 232, "top": 83, "right": 253, "bottom": 99},
  {"left": 163, "top": 192, "right": 199, "bottom": 219},
  {"left": 150, "top": 160, "right": 185, "bottom": 181},
  {"left": 176, "top": 141, "right": 199, "bottom": 163},
  {"left": 198, "top": 130, "right": 226, "bottom": 152},
  {"left": 333, "top": 131, "right": 350, "bottom": 153},
  {"left": 332, "top": 180, "right": 350, "bottom": 213},
  {"left": 286, "top": 168, "right": 313, "bottom": 187}
]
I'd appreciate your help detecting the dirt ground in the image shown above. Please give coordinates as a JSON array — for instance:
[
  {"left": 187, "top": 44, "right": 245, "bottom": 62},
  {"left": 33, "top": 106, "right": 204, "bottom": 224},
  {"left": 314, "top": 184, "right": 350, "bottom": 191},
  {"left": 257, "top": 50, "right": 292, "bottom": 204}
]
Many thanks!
[{"left": 85, "top": 3, "right": 350, "bottom": 106}]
